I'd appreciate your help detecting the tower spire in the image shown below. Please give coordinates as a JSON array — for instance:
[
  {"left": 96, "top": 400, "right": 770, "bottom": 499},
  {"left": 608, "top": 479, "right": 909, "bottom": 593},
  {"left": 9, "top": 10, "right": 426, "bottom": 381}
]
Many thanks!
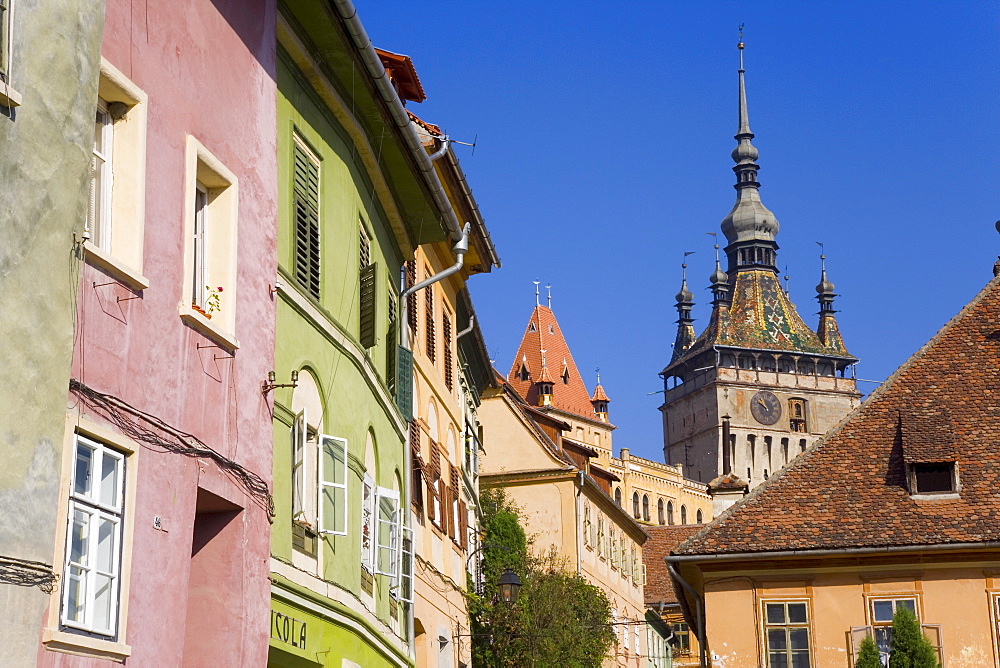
[
  {"left": 671, "top": 253, "right": 697, "bottom": 361},
  {"left": 533, "top": 280, "right": 540, "bottom": 307},
  {"left": 720, "top": 32, "right": 781, "bottom": 273}
]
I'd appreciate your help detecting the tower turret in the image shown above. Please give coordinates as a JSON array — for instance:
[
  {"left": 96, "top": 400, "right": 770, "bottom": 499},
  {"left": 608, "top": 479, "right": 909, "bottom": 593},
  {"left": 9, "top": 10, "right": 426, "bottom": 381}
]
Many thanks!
[
  {"left": 671, "top": 259, "right": 697, "bottom": 361},
  {"left": 720, "top": 40, "right": 780, "bottom": 273},
  {"left": 591, "top": 370, "right": 610, "bottom": 422},
  {"left": 815, "top": 251, "right": 847, "bottom": 352}
]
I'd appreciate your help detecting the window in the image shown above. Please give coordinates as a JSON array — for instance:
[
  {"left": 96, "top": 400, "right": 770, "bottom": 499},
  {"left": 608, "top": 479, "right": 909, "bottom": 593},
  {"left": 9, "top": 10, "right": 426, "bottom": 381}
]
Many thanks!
[
  {"left": 620, "top": 540, "right": 628, "bottom": 578},
  {"left": 763, "top": 601, "right": 811, "bottom": 668},
  {"left": 680, "top": 505, "right": 687, "bottom": 525},
  {"left": 657, "top": 498, "right": 664, "bottom": 525},
  {"left": 81, "top": 60, "right": 149, "bottom": 290},
  {"left": 375, "top": 486, "right": 400, "bottom": 580},
  {"left": 88, "top": 100, "right": 113, "bottom": 252},
  {"left": 182, "top": 136, "right": 239, "bottom": 347},
  {"left": 642, "top": 494, "right": 650, "bottom": 522},
  {"left": 610, "top": 529, "right": 618, "bottom": 569},
  {"left": 319, "top": 435, "right": 349, "bottom": 536},
  {"left": 696, "top": 509, "right": 704, "bottom": 524},
  {"left": 909, "top": 462, "right": 957, "bottom": 494},
  {"left": 561, "top": 367, "right": 569, "bottom": 384},
  {"left": 409, "top": 420, "right": 424, "bottom": 517},
  {"left": 0, "top": 0, "right": 9, "bottom": 83},
  {"left": 870, "top": 597, "right": 915, "bottom": 656},
  {"left": 386, "top": 281, "right": 398, "bottom": 394},
  {"left": 443, "top": 309, "right": 453, "bottom": 392},
  {"left": 291, "top": 409, "right": 318, "bottom": 527},
  {"left": 518, "top": 363, "right": 529, "bottom": 381},
  {"left": 632, "top": 492, "right": 640, "bottom": 519},
  {"left": 360, "top": 473, "right": 376, "bottom": 572},
  {"left": 630, "top": 546, "right": 638, "bottom": 581},
  {"left": 292, "top": 136, "right": 321, "bottom": 299},
  {"left": 614, "top": 487, "right": 621, "bottom": 506},
  {"left": 668, "top": 622, "right": 691, "bottom": 654},
  {"left": 597, "top": 517, "right": 605, "bottom": 558},
  {"left": 62, "top": 435, "right": 125, "bottom": 637},
  {"left": 405, "top": 261, "right": 417, "bottom": 333},
  {"left": 667, "top": 501, "right": 674, "bottom": 525},
  {"left": 789, "top": 399, "right": 807, "bottom": 433},
  {"left": 583, "top": 504, "right": 592, "bottom": 548}
]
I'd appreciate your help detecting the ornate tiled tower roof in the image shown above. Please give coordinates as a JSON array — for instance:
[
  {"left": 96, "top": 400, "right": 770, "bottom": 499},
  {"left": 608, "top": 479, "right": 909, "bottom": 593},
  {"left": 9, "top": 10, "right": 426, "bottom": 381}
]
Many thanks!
[{"left": 663, "top": 40, "right": 856, "bottom": 379}]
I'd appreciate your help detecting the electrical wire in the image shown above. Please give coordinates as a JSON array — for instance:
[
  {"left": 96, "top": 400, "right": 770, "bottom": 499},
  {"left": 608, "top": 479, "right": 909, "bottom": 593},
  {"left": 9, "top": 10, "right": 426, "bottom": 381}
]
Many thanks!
[
  {"left": 0, "top": 556, "right": 58, "bottom": 593},
  {"left": 70, "top": 378, "right": 274, "bottom": 519}
]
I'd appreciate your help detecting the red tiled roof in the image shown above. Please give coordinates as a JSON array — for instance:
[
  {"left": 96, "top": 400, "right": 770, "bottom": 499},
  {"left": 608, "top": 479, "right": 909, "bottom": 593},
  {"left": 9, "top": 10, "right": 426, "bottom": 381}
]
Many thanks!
[
  {"left": 591, "top": 384, "right": 610, "bottom": 402},
  {"left": 508, "top": 306, "right": 598, "bottom": 418},
  {"left": 375, "top": 48, "right": 426, "bottom": 103},
  {"left": 644, "top": 526, "right": 702, "bottom": 605},
  {"left": 407, "top": 110, "right": 442, "bottom": 137},
  {"left": 675, "top": 276, "right": 1000, "bottom": 556}
]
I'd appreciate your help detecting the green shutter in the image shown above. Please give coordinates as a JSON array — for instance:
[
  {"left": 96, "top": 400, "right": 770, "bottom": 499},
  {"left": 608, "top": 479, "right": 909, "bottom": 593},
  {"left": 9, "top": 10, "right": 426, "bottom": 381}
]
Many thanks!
[
  {"left": 359, "top": 262, "right": 378, "bottom": 348},
  {"left": 293, "top": 140, "right": 320, "bottom": 299},
  {"left": 396, "top": 347, "right": 413, "bottom": 422}
]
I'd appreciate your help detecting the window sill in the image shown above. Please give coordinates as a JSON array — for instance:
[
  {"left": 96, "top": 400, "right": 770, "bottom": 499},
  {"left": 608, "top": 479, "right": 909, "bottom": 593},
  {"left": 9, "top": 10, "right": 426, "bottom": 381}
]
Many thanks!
[
  {"left": 0, "top": 80, "right": 22, "bottom": 108},
  {"left": 42, "top": 628, "right": 131, "bottom": 661},
  {"left": 910, "top": 492, "right": 961, "bottom": 501},
  {"left": 179, "top": 306, "right": 239, "bottom": 352},
  {"left": 82, "top": 243, "right": 150, "bottom": 291}
]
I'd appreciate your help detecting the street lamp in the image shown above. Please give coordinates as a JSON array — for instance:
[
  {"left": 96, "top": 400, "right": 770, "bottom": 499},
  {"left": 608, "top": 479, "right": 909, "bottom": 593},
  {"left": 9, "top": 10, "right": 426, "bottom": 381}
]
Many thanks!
[{"left": 497, "top": 568, "right": 521, "bottom": 605}]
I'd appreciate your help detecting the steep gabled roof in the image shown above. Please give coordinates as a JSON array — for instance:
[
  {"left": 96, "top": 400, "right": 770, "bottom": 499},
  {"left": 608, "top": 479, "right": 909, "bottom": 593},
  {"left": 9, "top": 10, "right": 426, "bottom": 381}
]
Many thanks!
[
  {"left": 676, "top": 276, "right": 1000, "bottom": 556},
  {"left": 644, "top": 526, "right": 702, "bottom": 605},
  {"left": 507, "top": 306, "right": 596, "bottom": 418}
]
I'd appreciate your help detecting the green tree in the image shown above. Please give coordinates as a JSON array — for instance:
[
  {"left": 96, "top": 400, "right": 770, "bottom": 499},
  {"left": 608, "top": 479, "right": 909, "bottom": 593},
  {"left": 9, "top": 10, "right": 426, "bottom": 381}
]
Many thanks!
[
  {"left": 470, "top": 488, "right": 615, "bottom": 667},
  {"left": 855, "top": 635, "right": 882, "bottom": 668},
  {"left": 888, "top": 606, "right": 939, "bottom": 668}
]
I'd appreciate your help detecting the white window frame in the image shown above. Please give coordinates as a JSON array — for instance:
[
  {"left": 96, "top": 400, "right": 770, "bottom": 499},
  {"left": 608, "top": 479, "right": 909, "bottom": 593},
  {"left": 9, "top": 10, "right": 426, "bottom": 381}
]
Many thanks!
[
  {"left": 318, "top": 435, "right": 349, "bottom": 536},
  {"left": 762, "top": 599, "right": 812, "bottom": 668},
  {"left": 360, "top": 473, "right": 376, "bottom": 572},
  {"left": 597, "top": 517, "right": 605, "bottom": 559},
  {"left": 291, "top": 409, "right": 306, "bottom": 521},
  {"left": 87, "top": 99, "right": 114, "bottom": 252},
  {"left": 191, "top": 183, "right": 208, "bottom": 309},
  {"left": 375, "top": 486, "right": 400, "bottom": 579},
  {"left": 61, "top": 434, "right": 125, "bottom": 638},
  {"left": 583, "top": 504, "right": 592, "bottom": 549},
  {"left": 868, "top": 596, "right": 917, "bottom": 657},
  {"left": 399, "top": 523, "right": 414, "bottom": 603}
]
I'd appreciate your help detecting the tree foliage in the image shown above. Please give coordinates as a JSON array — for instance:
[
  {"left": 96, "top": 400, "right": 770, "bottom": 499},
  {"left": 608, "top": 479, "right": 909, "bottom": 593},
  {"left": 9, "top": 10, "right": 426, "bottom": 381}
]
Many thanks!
[
  {"left": 470, "top": 488, "right": 615, "bottom": 667},
  {"left": 888, "top": 606, "right": 939, "bottom": 668},
  {"left": 855, "top": 635, "right": 882, "bottom": 668}
]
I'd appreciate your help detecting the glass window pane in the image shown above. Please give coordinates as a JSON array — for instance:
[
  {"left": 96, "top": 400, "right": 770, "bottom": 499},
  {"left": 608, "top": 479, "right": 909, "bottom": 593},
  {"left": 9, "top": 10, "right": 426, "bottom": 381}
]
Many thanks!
[
  {"left": 66, "top": 566, "right": 87, "bottom": 623},
  {"left": 96, "top": 517, "right": 117, "bottom": 573},
  {"left": 789, "top": 628, "right": 809, "bottom": 649},
  {"left": 70, "top": 509, "right": 91, "bottom": 565},
  {"left": 100, "top": 452, "right": 120, "bottom": 508},
  {"left": 93, "top": 573, "right": 114, "bottom": 632},
  {"left": 874, "top": 627, "right": 892, "bottom": 653},
  {"left": 790, "top": 650, "right": 811, "bottom": 668},
  {"left": 75, "top": 445, "right": 94, "bottom": 497},
  {"left": 787, "top": 603, "right": 807, "bottom": 623},
  {"left": 873, "top": 600, "right": 894, "bottom": 622},
  {"left": 767, "top": 629, "right": 788, "bottom": 650},
  {"left": 321, "top": 486, "right": 345, "bottom": 533},
  {"left": 766, "top": 603, "right": 786, "bottom": 624},
  {"left": 898, "top": 599, "right": 916, "bottom": 614},
  {"left": 768, "top": 652, "right": 789, "bottom": 668}
]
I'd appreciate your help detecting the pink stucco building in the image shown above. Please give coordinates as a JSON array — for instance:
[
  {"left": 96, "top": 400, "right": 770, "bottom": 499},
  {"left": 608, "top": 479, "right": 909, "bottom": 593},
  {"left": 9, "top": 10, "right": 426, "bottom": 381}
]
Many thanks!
[{"left": 39, "top": 1, "right": 278, "bottom": 664}]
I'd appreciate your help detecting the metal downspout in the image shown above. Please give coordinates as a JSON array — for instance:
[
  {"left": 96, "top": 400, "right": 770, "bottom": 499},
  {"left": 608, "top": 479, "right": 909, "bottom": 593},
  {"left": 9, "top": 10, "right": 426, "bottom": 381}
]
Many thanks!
[
  {"left": 575, "top": 471, "right": 584, "bottom": 574},
  {"left": 667, "top": 561, "right": 707, "bottom": 667},
  {"left": 331, "top": 0, "right": 464, "bottom": 243},
  {"left": 399, "top": 224, "right": 470, "bottom": 349},
  {"left": 456, "top": 316, "right": 475, "bottom": 339}
]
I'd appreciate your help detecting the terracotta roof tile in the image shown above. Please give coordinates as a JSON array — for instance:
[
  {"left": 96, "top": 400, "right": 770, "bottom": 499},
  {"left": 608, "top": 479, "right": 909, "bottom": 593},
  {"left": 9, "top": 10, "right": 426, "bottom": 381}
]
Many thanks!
[
  {"left": 508, "top": 306, "right": 599, "bottom": 418},
  {"left": 644, "top": 526, "right": 702, "bottom": 605},
  {"left": 675, "top": 276, "right": 1000, "bottom": 556},
  {"left": 591, "top": 384, "right": 610, "bottom": 402}
]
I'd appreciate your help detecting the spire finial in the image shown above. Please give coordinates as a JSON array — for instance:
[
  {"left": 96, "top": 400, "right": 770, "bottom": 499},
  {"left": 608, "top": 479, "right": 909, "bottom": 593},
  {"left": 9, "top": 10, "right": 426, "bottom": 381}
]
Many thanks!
[
  {"left": 533, "top": 280, "right": 540, "bottom": 307},
  {"left": 815, "top": 242, "right": 837, "bottom": 312},
  {"left": 784, "top": 264, "right": 790, "bottom": 294},
  {"left": 596, "top": 367, "right": 601, "bottom": 385},
  {"left": 546, "top": 284, "right": 552, "bottom": 309},
  {"left": 738, "top": 23, "right": 745, "bottom": 69}
]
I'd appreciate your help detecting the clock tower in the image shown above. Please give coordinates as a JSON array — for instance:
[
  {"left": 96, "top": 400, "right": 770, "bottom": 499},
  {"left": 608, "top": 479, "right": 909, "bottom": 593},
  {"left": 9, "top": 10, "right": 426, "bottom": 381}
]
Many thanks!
[{"left": 660, "top": 41, "right": 861, "bottom": 487}]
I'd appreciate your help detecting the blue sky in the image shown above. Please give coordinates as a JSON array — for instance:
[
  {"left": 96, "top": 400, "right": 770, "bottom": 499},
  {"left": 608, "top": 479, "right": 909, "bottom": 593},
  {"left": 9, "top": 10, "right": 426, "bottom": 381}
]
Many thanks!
[{"left": 359, "top": 1, "right": 1000, "bottom": 461}]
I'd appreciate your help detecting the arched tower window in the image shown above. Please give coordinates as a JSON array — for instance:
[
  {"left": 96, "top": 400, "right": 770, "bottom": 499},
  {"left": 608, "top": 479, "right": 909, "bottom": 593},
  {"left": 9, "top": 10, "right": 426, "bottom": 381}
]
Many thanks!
[
  {"left": 789, "top": 398, "right": 808, "bottom": 433},
  {"left": 680, "top": 505, "right": 688, "bottom": 525},
  {"left": 667, "top": 501, "right": 674, "bottom": 526},
  {"left": 632, "top": 492, "right": 640, "bottom": 519},
  {"left": 642, "top": 495, "right": 649, "bottom": 522},
  {"left": 614, "top": 487, "right": 622, "bottom": 506},
  {"left": 696, "top": 509, "right": 704, "bottom": 524},
  {"left": 657, "top": 499, "right": 665, "bottom": 525}
]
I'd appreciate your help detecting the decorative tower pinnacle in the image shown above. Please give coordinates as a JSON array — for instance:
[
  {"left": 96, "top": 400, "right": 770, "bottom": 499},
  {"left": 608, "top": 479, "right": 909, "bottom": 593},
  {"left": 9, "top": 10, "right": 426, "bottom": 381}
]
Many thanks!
[
  {"left": 814, "top": 245, "right": 847, "bottom": 351},
  {"left": 591, "top": 368, "right": 610, "bottom": 422},
  {"left": 720, "top": 35, "right": 781, "bottom": 273},
  {"left": 709, "top": 242, "right": 730, "bottom": 306},
  {"left": 535, "top": 350, "right": 554, "bottom": 406},
  {"left": 815, "top": 244, "right": 836, "bottom": 313},
  {"left": 671, "top": 254, "right": 697, "bottom": 361}
]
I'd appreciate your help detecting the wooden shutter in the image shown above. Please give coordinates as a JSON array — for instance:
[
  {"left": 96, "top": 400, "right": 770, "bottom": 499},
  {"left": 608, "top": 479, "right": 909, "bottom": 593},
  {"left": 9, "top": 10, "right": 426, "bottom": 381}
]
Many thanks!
[
  {"left": 396, "top": 347, "right": 413, "bottom": 422},
  {"left": 405, "top": 261, "right": 417, "bottom": 332},
  {"left": 409, "top": 420, "right": 423, "bottom": 513},
  {"left": 293, "top": 139, "right": 321, "bottom": 299},
  {"left": 458, "top": 500, "right": 468, "bottom": 550},
  {"left": 449, "top": 465, "right": 461, "bottom": 540},
  {"left": 386, "top": 283, "right": 397, "bottom": 394},
  {"left": 360, "top": 262, "right": 378, "bottom": 348},
  {"left": 424, "top": 280, "right": 435, "bottom": 362},
  {"left": 443, "top": 312, "right": 453, "bottom": 391}
]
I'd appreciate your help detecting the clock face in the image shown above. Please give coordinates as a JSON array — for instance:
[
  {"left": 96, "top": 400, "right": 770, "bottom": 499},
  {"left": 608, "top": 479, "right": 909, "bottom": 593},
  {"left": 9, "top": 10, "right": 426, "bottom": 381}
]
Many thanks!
[{"left": 750, "top": 390, "right": 782, "bottom": 425}]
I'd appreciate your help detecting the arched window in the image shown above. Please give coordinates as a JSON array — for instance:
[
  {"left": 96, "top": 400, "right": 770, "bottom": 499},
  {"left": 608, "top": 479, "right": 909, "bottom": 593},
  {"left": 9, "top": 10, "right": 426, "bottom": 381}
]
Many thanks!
[
  {"left": 642, "top": 494, "right": 649, "bottom": 522},
  {"left": 632, "top": 492, "right": 640, "bottom": 519},
  {"left": 614, "top": 487, "right": 622, "bottom": 506},
  {"left": 680, "top": 505, "right": 688, "bottom": 525},
  {"left": 696, "top": 509, "right": 704, "bottom": 524},
  {"left": 657, "top": 499, "right": 665, "bottom": 525},
  {"left": 667, "top": 501, "right": 674, "bottom": 526}
]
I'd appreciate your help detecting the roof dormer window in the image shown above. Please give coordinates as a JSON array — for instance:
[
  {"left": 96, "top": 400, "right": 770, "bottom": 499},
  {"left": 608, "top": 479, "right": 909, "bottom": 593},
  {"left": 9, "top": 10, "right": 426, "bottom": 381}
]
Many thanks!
[{"left": 908, "top": 461, "right": 958, "bottom": 497}]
